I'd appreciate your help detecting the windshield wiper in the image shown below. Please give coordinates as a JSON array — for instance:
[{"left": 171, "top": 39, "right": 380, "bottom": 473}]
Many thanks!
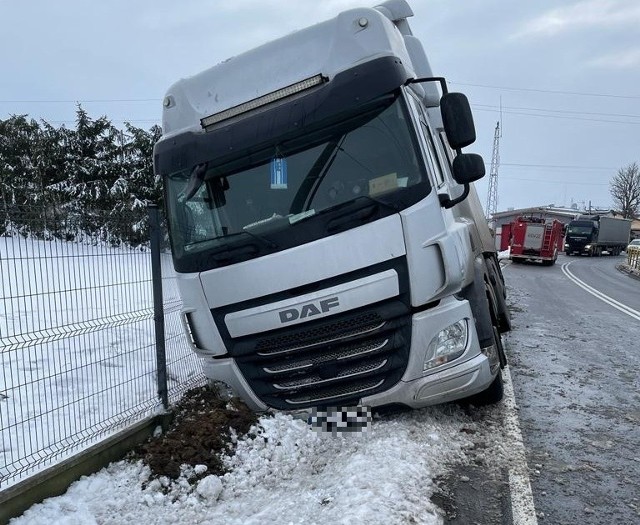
[
  {"left": 325, "top": 196, "right": 398, "bottom": 234},
  {"left": 183, "top": 163, "right": 208, "bottom": 201},
  {"left": 355, "top": 195, "right": 399, "bottom": 213},
  {"left": 240, "top": 227, "right": 279, "bottom": 249},
  {"left": 290, "top": 135, "right": 347, "bottom": 214}
]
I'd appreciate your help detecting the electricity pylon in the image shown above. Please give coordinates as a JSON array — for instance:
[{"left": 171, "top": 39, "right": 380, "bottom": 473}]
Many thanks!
[{"left": 485, "top": 121, "right": 500, "bottom": 222}]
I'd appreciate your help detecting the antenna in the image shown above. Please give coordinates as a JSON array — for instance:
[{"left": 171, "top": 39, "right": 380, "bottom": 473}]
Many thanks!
[{"left": 485, "top": 121, "right": 501, "bottom": 222}]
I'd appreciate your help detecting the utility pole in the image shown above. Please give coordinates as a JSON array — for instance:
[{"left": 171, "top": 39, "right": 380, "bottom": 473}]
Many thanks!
[{"left": 485, "top": 121, "right": 500, "bottom": 223}]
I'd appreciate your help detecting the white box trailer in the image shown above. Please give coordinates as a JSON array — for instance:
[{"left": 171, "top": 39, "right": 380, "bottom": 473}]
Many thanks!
[
  {"left": 599, "top": 216, "right": 632, "bottom": 245},
  {"left": 154, "top": 0, "right": 511, "bottom": 413}
]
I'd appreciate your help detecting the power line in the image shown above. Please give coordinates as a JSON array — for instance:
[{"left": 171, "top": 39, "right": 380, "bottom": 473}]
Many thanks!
[
  {"left": 0, "top": 115, "right": 160, "bottom": 125},
  {"left": 43, "top": 119, "right": 160, "bottom": 124},
  {"left": 0, "top": 98, "right": 159, "bottom": 103},
  {"left": 500, "top": 176, "right": 609, "bottom": 186},
  {"left": 2, "top": 81, "right": 639, "bottom": 104},
  {"left": 474, "top": 103, "right": 640, "bottom": 120},
  {"left": 497, "top": 162, "right": 616, "bottom": 171},
  {"left": 473, "top": 106, "right": 640, "bottom": 125},
  {"left": 451, "top": 82, "right": 640, "bottom": 100}
]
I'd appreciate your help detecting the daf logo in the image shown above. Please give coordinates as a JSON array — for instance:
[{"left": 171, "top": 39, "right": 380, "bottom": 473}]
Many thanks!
[{"left": 279, "top": 297, "right": 340, "bottom": 323}]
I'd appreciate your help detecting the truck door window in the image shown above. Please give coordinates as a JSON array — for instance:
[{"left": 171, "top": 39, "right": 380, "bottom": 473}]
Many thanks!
[
  {"left": 424, "top": 122, "right": 449, "bottom": 186},
  {"left": 438, "top": 131, "right": 456, "bottom": 168},
  {"left": 405, "top": 92, "right": 445, "bottom": 188}
]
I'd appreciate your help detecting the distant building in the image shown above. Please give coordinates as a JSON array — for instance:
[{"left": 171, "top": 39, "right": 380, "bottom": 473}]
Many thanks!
[{"left": 491, "top": 206, "right": 579, "bottom": 229}]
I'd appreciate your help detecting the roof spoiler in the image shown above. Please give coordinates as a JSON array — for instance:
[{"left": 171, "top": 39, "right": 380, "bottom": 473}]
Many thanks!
[{"left": 375, "top": 0, "right": 414, "bottom": 35}]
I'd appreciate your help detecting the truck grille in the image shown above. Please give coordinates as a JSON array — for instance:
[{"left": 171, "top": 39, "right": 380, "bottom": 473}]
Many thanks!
[
  {"left": 226, "top": 300, "right": 411, "bottom": 410},
  {"left": 263, "top": 338, "right": 389, "bottom": 373},
  {"left": 256, "top": 314, "right": 384, "bottom": 355}
]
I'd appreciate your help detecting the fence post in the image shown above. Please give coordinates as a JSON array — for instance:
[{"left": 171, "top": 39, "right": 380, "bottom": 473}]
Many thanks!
[{"left": 148, "top": 204, "right": 169, "bottom": 409}]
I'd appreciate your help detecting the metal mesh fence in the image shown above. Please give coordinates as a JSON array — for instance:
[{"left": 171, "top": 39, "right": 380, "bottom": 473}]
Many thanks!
[{"left": 0, "top": 206, "right": 206, "bottom": 488}]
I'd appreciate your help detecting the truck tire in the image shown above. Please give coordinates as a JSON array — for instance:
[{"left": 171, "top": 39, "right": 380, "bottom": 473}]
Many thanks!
[{"left": 485, "top": 255, "right": 511, "bottom": 333}]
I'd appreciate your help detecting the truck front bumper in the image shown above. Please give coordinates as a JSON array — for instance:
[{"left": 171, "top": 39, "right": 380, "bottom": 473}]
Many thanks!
[
  {"left": 201, "top": 295, "right": 498, "bottom": 411},
  {"left": 360, "top": 296, "right": 497, "bottom": 408},
  {"left": 361, "top": 352, "right": 494, "bottom": 408}
]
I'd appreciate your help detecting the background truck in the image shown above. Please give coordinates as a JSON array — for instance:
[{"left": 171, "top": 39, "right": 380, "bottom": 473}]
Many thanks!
[
  {"left": 509, "top": 216, "right": 563, "bottom": 265},
  {"left": 564, "top": 215, "right": 631, "bottom": 256},
  {"left": 154, "top": 0, "right": 511, "bottom": 413}
]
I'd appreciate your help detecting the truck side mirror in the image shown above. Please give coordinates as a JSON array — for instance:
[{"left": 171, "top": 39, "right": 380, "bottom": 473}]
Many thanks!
[
  {"left": 452, "top": 153, "right": 485, "bottom": 184},
  {"left": 440, "top": 153, "right": 486, "bottom": 209},
  {"left": 440, "top": 93, "right": 476, "bottom": 149}
]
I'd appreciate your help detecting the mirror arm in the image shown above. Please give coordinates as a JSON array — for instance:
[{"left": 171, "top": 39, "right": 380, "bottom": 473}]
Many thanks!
[
  {"left": 440, "top": 184, "right": 470, "bottom": 209},
  {"left": 405, "top": 76, "right": 449, "bottom": 94}
]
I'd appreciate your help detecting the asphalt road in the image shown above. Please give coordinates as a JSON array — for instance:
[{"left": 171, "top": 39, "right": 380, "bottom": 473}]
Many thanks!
[{"left": 504, "top": 253, "right": 640, "bottom": 524}]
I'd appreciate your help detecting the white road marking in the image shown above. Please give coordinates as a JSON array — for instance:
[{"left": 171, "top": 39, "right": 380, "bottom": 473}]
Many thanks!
[
  {"left": 561, "top": 262, "right": 640, "bottom": 321},
  {"left": 503, "top": 365, "right": 539, "bottom": 525}
]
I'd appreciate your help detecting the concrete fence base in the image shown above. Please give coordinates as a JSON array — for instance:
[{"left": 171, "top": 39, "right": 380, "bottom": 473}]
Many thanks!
[
  {"left": 617, "top": 263, "right": 640, "bottom": 280},
  {"left": 0, "top": 414, "right": 171, "bottom": 525}
]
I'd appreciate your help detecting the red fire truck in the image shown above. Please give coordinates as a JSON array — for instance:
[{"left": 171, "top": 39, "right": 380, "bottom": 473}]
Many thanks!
[{"left": 509, "top": 216, "right": 564, "bottom": 265}]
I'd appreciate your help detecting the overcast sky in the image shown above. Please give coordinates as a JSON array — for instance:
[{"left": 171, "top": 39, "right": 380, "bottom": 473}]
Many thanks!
[{"left": 2, "top": 0, "right": 639, "bottom": 212}]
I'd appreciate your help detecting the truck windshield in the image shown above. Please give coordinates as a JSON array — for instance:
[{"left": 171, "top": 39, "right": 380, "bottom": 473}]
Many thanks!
[
  {"left": 567, "top": 225, "right": 593, "bottom": 235},
  {"left": 165, "top": 95, "right": 429, "bottom": 270}
]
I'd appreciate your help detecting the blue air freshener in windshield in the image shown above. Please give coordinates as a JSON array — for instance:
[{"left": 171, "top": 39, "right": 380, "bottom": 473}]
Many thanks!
[{"left": 270, "top": 156, "right": 288, "bottom": 189}]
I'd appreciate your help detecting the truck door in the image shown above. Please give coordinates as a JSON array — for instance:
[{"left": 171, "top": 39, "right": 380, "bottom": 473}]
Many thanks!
[{"left": 523, "top": 223, "right": 544, "bottom": 253}]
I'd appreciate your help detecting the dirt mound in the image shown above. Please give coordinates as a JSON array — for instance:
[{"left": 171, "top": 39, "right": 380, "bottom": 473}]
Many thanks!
[{"left": 134, "top": 385, "right": 258, "bottom": 481}]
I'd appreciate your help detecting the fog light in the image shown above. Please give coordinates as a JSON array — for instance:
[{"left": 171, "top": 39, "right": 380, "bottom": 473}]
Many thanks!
[{"left": 424, "top": 320, "right": 468, "bottom": 371}]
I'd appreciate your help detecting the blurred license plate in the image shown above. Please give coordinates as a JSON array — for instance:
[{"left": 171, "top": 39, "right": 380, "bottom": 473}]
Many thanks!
[{"left": 310, "top": 406, "right": 371, "bottom": 435}]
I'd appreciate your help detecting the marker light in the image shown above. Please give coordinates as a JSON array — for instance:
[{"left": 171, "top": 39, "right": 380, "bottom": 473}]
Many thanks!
[
  {"left": 201, "top": 74, "right": 327, "bottom": 129},
  {"left": 424, "top": 320, "right": 468, "bottom": 371}
]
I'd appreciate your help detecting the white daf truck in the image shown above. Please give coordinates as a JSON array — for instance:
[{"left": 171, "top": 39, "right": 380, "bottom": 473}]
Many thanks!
[{"left": 154, "top": 0, "right": 511, "bottom": 412}]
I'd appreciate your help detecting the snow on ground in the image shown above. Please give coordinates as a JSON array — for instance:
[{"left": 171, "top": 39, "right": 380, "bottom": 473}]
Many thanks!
[{"left": 10, "top": 405, "right": 503, "bottom": 525}]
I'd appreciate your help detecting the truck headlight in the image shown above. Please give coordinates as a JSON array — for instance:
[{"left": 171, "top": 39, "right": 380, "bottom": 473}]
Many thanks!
[
  {"left": 424, "top": 320, "right": 468, "bottom": 371},
  {"left": 564, "top": 243, "right": 569, "bottom": 249},
  {"left": 585, "top": 244, "right": 591, "bottom": 250}
]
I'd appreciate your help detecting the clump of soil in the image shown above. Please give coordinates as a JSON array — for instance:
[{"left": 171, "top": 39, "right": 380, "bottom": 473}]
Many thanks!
[{"left": 133, "top": 385, "right": 258, "bottom": 481}]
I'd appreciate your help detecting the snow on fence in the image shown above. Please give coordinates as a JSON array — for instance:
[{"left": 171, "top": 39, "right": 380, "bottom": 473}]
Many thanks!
[{"left": 0, "top": 206, "right": 206, "bottom": 489}]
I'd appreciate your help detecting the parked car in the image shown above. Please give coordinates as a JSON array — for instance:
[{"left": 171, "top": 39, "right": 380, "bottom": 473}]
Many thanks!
[{"left": 626, "top": 238, "right": 640, "bottom": 251}]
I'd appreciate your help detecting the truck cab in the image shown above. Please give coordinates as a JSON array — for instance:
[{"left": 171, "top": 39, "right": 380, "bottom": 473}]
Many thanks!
[
  {"left": 154, "top": 0, "right": 510, "bottom": 412},
  {"left": 565, "top": 218, "right": 597, "bottom": 255}
]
